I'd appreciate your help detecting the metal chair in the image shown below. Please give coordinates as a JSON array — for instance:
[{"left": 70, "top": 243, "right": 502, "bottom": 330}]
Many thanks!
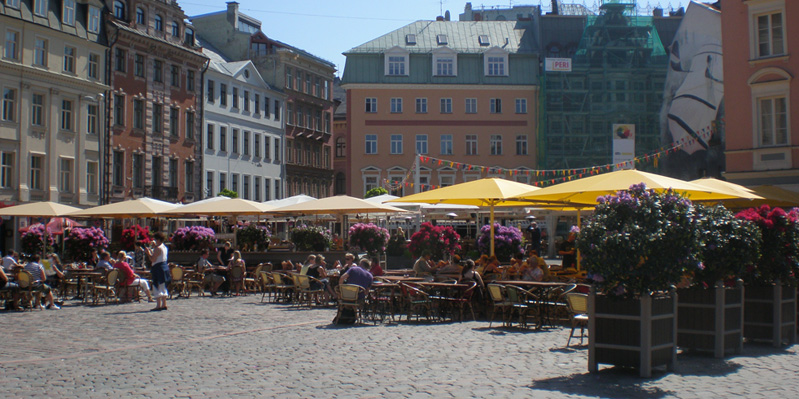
[
  {"left": 91, "top": 269, "right": 119, "bottom": 305},
  {"left": 565, "top": 292, "right": 589, "bottom": 346},
  {"left": 487, "top": 284, "right": 513, "bottom": 328},
  {"left": 334, "top": 284, "right": 367, "bottom": 325}
]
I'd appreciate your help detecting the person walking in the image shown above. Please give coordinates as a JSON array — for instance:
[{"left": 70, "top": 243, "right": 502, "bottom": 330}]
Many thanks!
[{"left": 144, "top": 233, "right": 170, "bottom": 311}]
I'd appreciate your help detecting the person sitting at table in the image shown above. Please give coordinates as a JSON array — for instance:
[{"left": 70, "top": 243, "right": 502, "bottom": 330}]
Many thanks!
[
  {"left": 339, "top": 258, "right": 373, "bottom": 299},
  {"left": 114, "top": 251, "right": 153, "bottom": 302},
  {"left": 280, "top": 261, "right": 294, "bottom": 271},
  {"left": 1, "top": 267, "right": 21, "bottom": 310},
  {"left": 216, "top": 241, "right": 235, "bottom": 266},
  {"left": 300, "top": 255, "right": 316, "bottom": 274},
  {"left": 460, "top": 259, "right": 485, "bottom": 290},
  {"left": 95, "top": 251, "right": 114, "bottom": 271},
  {"left": 478, "top": 255, "right": 501, "bottom": 278},
  {"left": 506, "top": 253, "right": 525, "bottom": 278},
  {"left": 527, "top": 251, "right": 551, "bottom": 281},
  {"left": 44, "top": 253, "right": 66, "bottom": 290},
  {"left": 2, "top": 249, "right": 22, "bottom": 272},
  {"left": 228, "top": 250, "right": 246, "bottom": 294},
  {"left": 23, "top": 254, "right": 59, "bottom": 310},
  {"left": 336, "top": 253, "right": 356, "bottom": 275},
  {"left": 306, "top": 255, "right": 336, "bottom": 302},
  {"left": 316, "top": 254, "right": 333, "bottom": 270},
  {"left": 369, "top": 258, "right": 385, "bottom": 277},
  {"left": 87, "top": 248, "right": 99, "bottom": 268},
  {"left": 520, "top": 257, "right": 544, "bottom": 282},
  {"left": 413, "top": 250, "right": 437, "bottom": 279},
  {"left": 197, "top": 248, "right": 224, "bottom": 295},
  {"left": 437, "top": 257, "right": 462, "bottom": 275}
]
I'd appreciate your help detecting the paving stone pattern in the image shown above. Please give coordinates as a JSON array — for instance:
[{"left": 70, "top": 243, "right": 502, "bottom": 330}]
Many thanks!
[{"left": 1, "top": 296, "right": 797, "bottom": 398}]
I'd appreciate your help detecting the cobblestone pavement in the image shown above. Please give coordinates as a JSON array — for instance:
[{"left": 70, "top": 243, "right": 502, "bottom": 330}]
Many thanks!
[{"left": 1, "top": 296, "right": 797, "bottom": 398}]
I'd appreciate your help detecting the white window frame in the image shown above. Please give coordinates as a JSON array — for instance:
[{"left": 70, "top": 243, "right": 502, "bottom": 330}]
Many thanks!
[
  {"left": 432, "top": 47, "right": 457, "bottom": 77},
  {"left": 390, "top": 134, "right": 403, "bottom": 154},
  {"left": 465, "top": 98, "right": 477, "bottom": 114},
  {"left": 88, "top": 6, "right": 101, "bottom": 33},
  {"left": 4, "top": 29, "right": 19, "bottom": 61},
  {"left": 1, "top": 87, "right": 16, "bottom": 122},
  {"left": 416, "top": 134, "right": 428, "bottom": 155},
  {"left": 5, "top": 0, "right": 20, "bottom": 8},
  {"left": 86, "top": 160, "right": 98, "bottom": 195},
  {"left": 515, "top": 98, "right": 528, "bottom": 114},
  {"left": 0, "top": 152, "right": 13, "bottom": 188},
  {"left": 490, "top": 134, "right": 503, "bottom": 155},
  {"left": 63, "top": 45, "right": 76, "bottom": 73},
  {"left": 756, "top": 96, "right": 788, "bottom": 147},
  {"left": 88, "top": 53, "right": 99, "bottom": 79},
  {"left": 438, "top": 170, "right": 455, "bottom": 187},
  {"left": 440, "top": 98, "right": 452, "bottom": 114},
  {"left": 60, "top": 99, "right": 73, "bottom": 131},
  {"left": 365, "top": 97, "right": 377, "bottom": 113},
  {"left": 484, "top": 47, "right": 509, "bottom": 77},
  {"left": 365, "top": 134, "right": 378, "bottom": 154},
  {"left": 59, "top": 157, "right": 74, "bottom": 193},
  {"left": 416, "top": 98, "right": 427, "bottom": 113},
  {"left": 62, "top": 0, "right": 76, "bottom": 26},
  {"left": 516, "top": 135, "right": 528, "bottom": 155},
  {"left": 748, "top": 1, "right": 786, "bottom": 59},
  {"left": 34, "top": 37, "right": 48, "bottom": 67},
  {"left": 34, "top": 0, "right": 47, "bottom": 16},
  {"left": 390, "top": 97, "right": 403, "bottom": 113},
  {"left": 490, "top": 98, "right": 502, "bottom": 114},
  {"left": 384, "top": 47, "right": 409, "bottom": 76},
  {"left": 440, "top": 134, "right": 453, "bottom": 155},
  {"left": 30, "top": 153, "right": 44, "bottom": 191},
  {"left": 87, "top": 104, "right": 98, "bottom": 135},
  {"left": 466, "top": 134, "right": 478, "bottom": 155}
]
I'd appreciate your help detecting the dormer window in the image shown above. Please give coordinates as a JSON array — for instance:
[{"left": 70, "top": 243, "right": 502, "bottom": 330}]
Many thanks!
[
  {"left": 478, "top": 35, "right": 490, "bottom": 46},
  {"left": 384, "top": 47, "right": 409, "bottom": 76},
  {"left": 171, "top": 21, "right": 180, "bottom": 37},
  {"left": 63, "top": 0, "right": 76, "bottom": 26},
  {"left": 436, "top": 34, "right": 448, "bottom": 45},
  {"left": 185, "top": 28, "right": 195, "bottom": 46},
  {"left": 484, "top": 47, "right": 509, "bottom": 77},
  {"left": 405, "top": 34, "right": 417, "bottom": 45},
  {"left": 432, "top": 47, "right": 457, "bottom": 77}
]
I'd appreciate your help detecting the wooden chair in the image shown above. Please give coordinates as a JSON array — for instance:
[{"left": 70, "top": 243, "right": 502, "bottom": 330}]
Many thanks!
[
  {"left": 15, "top": 270, "right": 41, "bottom": 310},
  {"left": 565, "top": 292, "right": 589, "bottom": 347},
  {"left": 401, "top": 283, "right": 433, "bottom": 323},
  {"left": 60, "top": 272, "right": 81, "bottom": 302},
  {"left": 270, "top": 272, "right": 292, "bottom": 303},
  {"left": 168, "top": 266, "right": 187, "bottom": 299},
  {"left": 334, "top": 284, "right": 367, "bottom": 325},
  {"left": 185, "top": 270, "right": 205, "bottom": 297},
  {"left": 91, "top": 269, "right": 119, "bottom": 305},
  {"left": 505, "top": 285, "right": 539, "bottom": 329},
  {"left": 244, "top": 264, "right": 264, "bottom": 293},
  {"left": 487, "top": 284, "right": 513, "bottom": 328},
  {"left": 295, "top": 274, "right": 323, "bottom": 308}
]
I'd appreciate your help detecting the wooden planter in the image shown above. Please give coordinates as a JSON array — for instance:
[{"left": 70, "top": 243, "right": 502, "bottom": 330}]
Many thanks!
[
  {"left": 677, "top": 281, "right": 743, "bottom": 358},
  {"left": 588, "top": 286, "right": 677, "bottom": 378},
  {"left": 744, "top": 281, "right": 797, "bottom": 347}
]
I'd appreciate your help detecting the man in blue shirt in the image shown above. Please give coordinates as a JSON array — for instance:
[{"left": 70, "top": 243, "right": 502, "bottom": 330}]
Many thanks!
[
  {"left": 96, "top": 251, "right": 114, "bottom": 271},
  {"left": 340, "top": 258, "right": 374, "bottom": 295}
]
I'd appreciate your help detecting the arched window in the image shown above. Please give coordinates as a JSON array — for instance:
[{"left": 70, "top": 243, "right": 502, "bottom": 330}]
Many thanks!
[
  {"left": 136, "top": 7, "right": 145, "bottom": 24},
  {"left": 171, "top": 21, "right": 180, "bottom": 37},
  {"left": 335, "top": 136, "right": 346, "bottom": 158},
  {"left": 113, "top": 1, "right": 125, "bottom": 19},
  {"left": 155, "top": 15, "right": 163, "bottom": 32},
  {"left": 185, "top": 28, "right": 195, "bottom": 46}
]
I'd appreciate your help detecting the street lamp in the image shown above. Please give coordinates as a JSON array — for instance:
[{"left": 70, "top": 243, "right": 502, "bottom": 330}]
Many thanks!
[{"left": 82, "top": 93, "right": 107, "bottom": 205}]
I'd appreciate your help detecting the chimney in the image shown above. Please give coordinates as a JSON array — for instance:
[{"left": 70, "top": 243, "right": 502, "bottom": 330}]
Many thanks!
[
  {"left": 653, "top": 7, "right": 663, "bottom": 17},
  {"left": 436, "top": 16, "right": 444, "bottom": 21},
  {"left": 227, "top": 1, "right": 239, "bottom": 26},
  {"left": 551, "top": 0, "right": 559, "bottom": 15},
  {"left": 445, "top": 10, "right": 451, "bottom": 21}
]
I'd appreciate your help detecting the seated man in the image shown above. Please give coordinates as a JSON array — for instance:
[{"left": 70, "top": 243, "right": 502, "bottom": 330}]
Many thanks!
[
  {"left": 339, "top": 258, "right": 374, "bottom": 299},
  {"left": 197, "top": 248, "right": 224, "bottom": 294},
  {"left": 23, "top": 254, "right": 59, "bottom": 309},
  {"left": 95, "top": 251, "right": 114, "bottom": 271},
  {"left": 2, "top": 249, "right": 22, "bottom": 272},
  {"left": 413, "top": 251, "right": 437, "bottom": 279}
]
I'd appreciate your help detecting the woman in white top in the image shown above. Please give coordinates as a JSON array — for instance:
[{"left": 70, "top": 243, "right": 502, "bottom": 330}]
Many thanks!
[{"left": 144, "top": 232, "right": 170, "bottom": 311}]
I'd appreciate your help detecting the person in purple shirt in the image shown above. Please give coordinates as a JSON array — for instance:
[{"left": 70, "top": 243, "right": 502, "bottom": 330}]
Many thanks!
[{"left": 339, "top": 258, "right": 373, "bottom": 299}]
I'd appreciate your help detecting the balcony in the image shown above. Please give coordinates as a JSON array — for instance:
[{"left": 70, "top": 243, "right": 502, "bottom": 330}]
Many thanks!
[{"left": 146, "top": 185, "right": 179, "bottom": 202}]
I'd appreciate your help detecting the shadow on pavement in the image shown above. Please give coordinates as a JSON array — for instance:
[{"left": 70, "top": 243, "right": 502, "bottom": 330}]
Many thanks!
[{"left": 529, "top": 370, "right": 674, "bottom": 399}]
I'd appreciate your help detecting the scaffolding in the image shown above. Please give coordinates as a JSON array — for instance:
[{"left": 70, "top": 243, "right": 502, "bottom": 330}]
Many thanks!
[{"left": 539, "top": 0, "right": 669, "bottom": 170}]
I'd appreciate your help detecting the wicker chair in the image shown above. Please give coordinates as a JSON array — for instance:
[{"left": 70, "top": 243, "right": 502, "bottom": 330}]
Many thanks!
[
  {"left": 565, "top": 292, "right": 589, "bottom": 346},
  {"left": 334, "top": 284, "right": 367, "bottom": 325}
]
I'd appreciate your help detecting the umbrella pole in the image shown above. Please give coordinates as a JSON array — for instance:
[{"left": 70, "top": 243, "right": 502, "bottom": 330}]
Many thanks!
[
  {"left": 489, "top": 203, "right": 495, "bottom": 257},
  {"left": 576, "top": 209, "right": 581, "bottom": 272}
]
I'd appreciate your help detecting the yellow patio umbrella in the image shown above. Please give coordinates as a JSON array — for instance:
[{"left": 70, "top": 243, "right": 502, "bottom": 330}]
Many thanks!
[
  {"left": 689, "top": 178, "right": 763, "bottom": 201},
  {"left": 158, "top": 197, "right": 275, "bottom": 216},
  {"left": 387, "top": 178, "right": 540, "bottom": 256},
  {"left": 270, "top": 195, "right": 408, "bottom": 215},
  {"left": 0, "top": 201, "right": 82, "bottom": 217},
  {"left": 716, "top": 185, "right": 799, "bottom": 209},
  {"left": 67, "top": 197, "right": 180, "bottom": 218}
]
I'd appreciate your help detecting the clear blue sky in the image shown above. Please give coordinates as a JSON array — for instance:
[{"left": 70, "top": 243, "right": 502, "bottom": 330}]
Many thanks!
[{"left": 181, "top": 0, "right": 695, "bottom": 77}]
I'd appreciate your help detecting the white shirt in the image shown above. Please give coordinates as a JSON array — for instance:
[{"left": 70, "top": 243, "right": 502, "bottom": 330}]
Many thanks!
[
  {"left": 154, "top": 243, "right": 168, "bottom": 264},
  {"left": 2, "top": 255, "right": 17, "bottom": 271}
]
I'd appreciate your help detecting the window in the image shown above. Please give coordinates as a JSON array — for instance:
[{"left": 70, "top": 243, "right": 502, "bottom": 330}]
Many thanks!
[
  {"left": 34, "top": 0, "right": 47, "bottom": 16},
  {"left": 219, "top": 172, "right": 226, "bottom": 191},
  {"left": 63, "top": 0, "right": 75, "bottom": 25},
  {"left": 169, "top": 107, "right": 179, "bottom": 137},
  {"left": 136, "top": 7, "right": 145, "bottom": 24},
  {"left": 439, "top": 174, "right": 455, "bottom": 187},
  {"left": 287, "top": 103, "right": 294, "bottom": 125},
  {"left": 134, "top": 54, "right": 145, "bottom": 77},
  {"left": 171, "top": 21, "right": 180, "bottom": 37},
  {"left": 516, "top": 98, "right": 527, "bottom": 114},
  {"left": 466, "top": 134, "right": 478, "bottom": 155},
  {"left": 243, "top": 91, "right": 250, "bottom": 112},
  {"left": 88, "top": 53, "right": 99, "bottom": 79},
  {"left": 187, "top": 71, "right": 195, "bottom": 92},
  {"left": 490, "top": 98, "right": 502, "bottom": 114},
  {"left": 440, "top": 98, "right": 452, "bottom": 114},
  {"left": 758, "top": 96, "right": 788, "bottom": 146},
  {"left": 363, "top": 176, "right": 378, "bottom": 195},
  {"left": 220, "top": 84, "right": 227, "bottom": 106},
  {"left": 365, "top": 98, "right": 377, "bottom": 113},
  {"left": 254, "top": 94, "right": 260, "bottom": 114},
  {"left": 324, "top": 80, "right": 330, "bottom": 100},
  {"left": 365, "top": 134, "right": 377, "bottom": 154},
  {"left": 60, "top": 99, "right": 73, "bottom": 130},
  {"left": 478, "top": 35, "right": 490, "bottom": 46},
  {"left": 232, "top": 87, "right": 239, "bottom": 108},
  {"left": 390, "top": 134, "right": 403, "bottom": 154},
  {"left": 406, "top": 34, "right": 417, "bottom": 45},
  {"left": 170, "top": 65, "right": 180, "bottom": 87},
  {"left": 416, "top": 98, "right": 427, "bottom": 113},
  {"left": 153, "top": 60, "right": 162, "bottom": 82},
  {"left": 115, "top": 48, "right": 126, "bottom": 72},
  {"left": 296, "top": 70, "right": 302, "bottom": 92},
  {"left": 243, "top": 131, "right": 250, "bottom": 156},
  {"left": 242, "top": 175, "right": 250, "bottom": 199},
  {"left": 436, "top": 34, "right": 448, "bottom": 45},
  {"left": 335, "top": 136, "right": 345, "bottom": 158},
  {"left": 207, "top": 80, "right": 214, "bottom": 103},
  {"left": 0, "top": 152, "right": 12, "bottom": 188},
  {"left": 490, "top": 134, "right": 503, "bottom": 155},
  {"left": 264, "top": 136, "right": 270, "bottom": 160},
  {"left": 88, "top": 7, "right": 101, "bottom": 33},
  {"left": 219, "top": 126, "right": 227, "bottom": 152},
  {"left": 264, "top": 179, "right": 271, "bottom": 200},
  {"left": 206, "top": 124, "right": 214, "bottom": 150},
  {"left": 185, "top": 111, "right": 195, "bottom": 140},
  {"left": 390, "top": 98, "right": 403, "bottom": 113},
  {"left": 86, "top": 161, "right": 98, "bottom": 195},
  {"left": 113, "top": 94, "right": 124, "bottom": 125},
  {"left": 132, "top": 99, "right": 143, "bottom": 129},
  {"left": 112, "top": 150, "right": 123, "bottom": 186},
  {"left": 232, "top": 129, "right": 239, "bottom": 154},
  {"left": 4, "top": 30, "right": 19, "bottom": 60},
  {"left": 185, "top": 161, "right": 194, "bottom": 193},
  {"left": 59, "top": 158, "right": 73, "bottom": 192},
  {"left": 34, "top": 38, "right": 48, "bottom": 67},
  {"left": 435, "top": 56, "right": 454, "bottom": 76},
  {"left": 387, "top": 55, "right": 407, "bottom": 75},
  {"left": 264, "top": 96, "right": 270, "bottom": 116},
  {"left": 516, "top": 135, "right": 528, "bottom": 155},
  {"left": 155, "top": 15, "right": 163, "bottom": 32},
  {"left": 416, "top": 134, "right": 428, "bottom": 154},
  {"left": 87, "top": 104, "right": 98, "bottom": 134},
  {"left": 114, "top": 1, "right": 125, "bottom": 19},
  {"left": 274, "top": 100, "right": 280, "bottom": 121},
  {"left": 286, "top": 68, "right": 293, "bottom": 89},
  {"left": 30, "top": 155, "right": 43, "bottom": 190},
  {"left": 305, "top": 74, "right": 311, "bottom": 94},
  {"left": 440, "top": 134, "right": 453, "bottom": 155},
  {"left": 254, "top": 177, "right": 260, "bottom": 201},
  {"left": 63, "top": 46, "right": 76, "bottom": 73},
  {"left": 315, "top": 78, "right": 321, "bottom": 97},
  {"left": 153, "top": 156, "right": 163, "bottom": 189},
  {"left": 31, "top": 93, "right": 44, "bottom": 126},
  {"left": 185, "top": 28, "right": 195, "bottom": 47},
  {"left": 325, "top": 113, "right": 331, "bottom": 133},
  {"left": 131, "top": 153, "right": 143, "bottom": 188},
  {"left": 274, "top": 138, "right": 280, "bottom": 161},
  {"left": 169, "top": 158, "right": 178, "bottom": 188},
  {"left": 487, "top": 56, "right": 506, "bottom": 76},
  {"left": 231, "top": 174, "right": 238, "bottom": 193},
  {"left": 152, "top": 104, "right": 162, "bottom": 133},
  {"left": 1, "top": 88, "right": 15, "bottom": 122},
  {"left": 465, "top": 98, "right": 477, "bottom": 114},
  {"left": 206, "top": 171, "right": 214, "bottom": 196},
  {"left": 254, "top": 134, "right": 260, "bottom": 157},
  {"left": 756, "top": 12, "right": 785, "bottom": 57}
]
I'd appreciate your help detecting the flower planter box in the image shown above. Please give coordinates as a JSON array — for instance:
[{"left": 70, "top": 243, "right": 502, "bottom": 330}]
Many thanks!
[
  {"left": 588, "top": 286, "right": 677, "bottom": 378},
  {"left": 677, "top": 281, "right": 743, "bottom": 358},
  {"left": 744, "top": 281, "right": 797, "bottom": 347}
]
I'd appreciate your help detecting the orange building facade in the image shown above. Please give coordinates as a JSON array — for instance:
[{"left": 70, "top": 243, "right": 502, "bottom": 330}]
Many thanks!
[{"left": 722, "top": 0, "right": 799, "bottom": 189}]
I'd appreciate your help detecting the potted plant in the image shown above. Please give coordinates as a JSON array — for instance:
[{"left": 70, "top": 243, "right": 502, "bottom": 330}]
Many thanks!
[
  {"left": 20, "top": 224, "right": 55, "bottom": 256},
  {"left": 290, "top": 224, "right": 332, "bottom": 252},
  {"left": 477, "top": 223, "right": 523, "bottom": 262},
  {"left": 235, "top": 223, "right": 270, "bottom": 251},
  {"left": 408, "top": 222, "right": 460, "bottom": 261},
  {"left": 64, "top": 227, "right": 110, "bottom": 262},
  {"left": 677, "top": 204, "right": 761, "bottom": 357},
  {"left": 348, "top": 223, "right": 390, "bottom": 256},
  {"left": 736, "top": 205, "right": 798, "bottom": 347},
  {"left": 577, "top": 183, "right": 700, "bottom": 377},
  {"left": 171, "top": 226, "right": 216, "bottom": 251},
  {"left": 120, "top": 224, "right": 152, "bottom": 251}
]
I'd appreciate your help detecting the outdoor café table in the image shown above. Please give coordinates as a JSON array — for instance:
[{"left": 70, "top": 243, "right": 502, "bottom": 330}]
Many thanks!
[
  {"left": 65, "top": 269, "right": 103, "bottom": 302},
  {"left": 416, "top": 281, "right": 470, "bottom": 321},
  {"left": 493, "top": 281, "right": 571, "bottom": 328},
  {"left": 367, "top": 282, "right": 401, "bottom": 323},
  {"left": 383, "top": 269, "right": 413, "bottom": 276},
  {"left": 376, "top": 276, "right": 425, "bottom": 283}
]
